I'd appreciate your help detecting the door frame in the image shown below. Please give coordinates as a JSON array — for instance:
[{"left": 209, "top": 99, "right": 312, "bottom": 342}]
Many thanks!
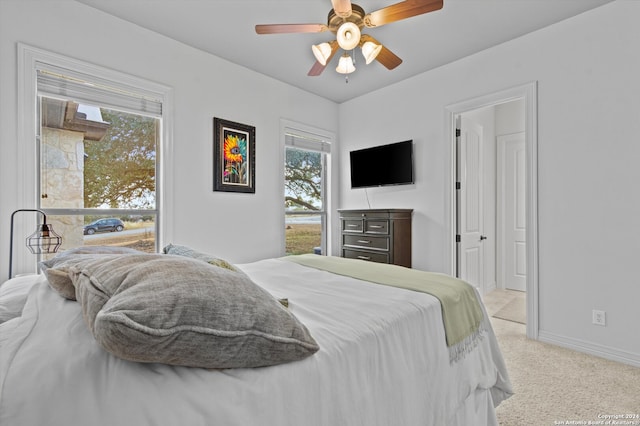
[{"left": 444, "top": 82, "right": 539, "bottom": 339}]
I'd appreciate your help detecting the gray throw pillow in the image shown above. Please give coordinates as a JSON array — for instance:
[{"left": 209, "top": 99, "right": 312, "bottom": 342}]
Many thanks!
[
  {"left": 162, "top": 243, "right": 238, "bottom": 271},
  {"left": 65, "top": 254, "right": 319, "bottom": 369},
  {"left": 39, "top": 246, "right": 143, "bottom": 300}
]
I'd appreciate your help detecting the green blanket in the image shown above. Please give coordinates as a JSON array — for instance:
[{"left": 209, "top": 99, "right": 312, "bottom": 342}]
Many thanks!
[{"left": 283, "top": 255, "right": 485, "bottom": 362}]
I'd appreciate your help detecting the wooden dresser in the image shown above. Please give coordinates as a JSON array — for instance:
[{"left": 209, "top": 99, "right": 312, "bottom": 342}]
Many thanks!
[{"left": 338, "top": 209, "right": 412, "bottom": 268}]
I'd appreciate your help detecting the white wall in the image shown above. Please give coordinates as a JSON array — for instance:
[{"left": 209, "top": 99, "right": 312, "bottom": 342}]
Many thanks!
[
  {"left": 0, "top": 0, "right": 338, "bottom": 278},
  {"left": 338, "top": 1, "right": 640, "bottom": 363},
  {"left": 495, "top": 100, "right": 525, "bottom": 136}
]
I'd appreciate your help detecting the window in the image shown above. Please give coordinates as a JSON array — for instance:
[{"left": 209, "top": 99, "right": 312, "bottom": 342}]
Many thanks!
[
  {"left": 18, "top": 45, "right": 172, "bottom": 272},
  {"left": 284, "top": 126, "right": 331, "bottom": 255}
]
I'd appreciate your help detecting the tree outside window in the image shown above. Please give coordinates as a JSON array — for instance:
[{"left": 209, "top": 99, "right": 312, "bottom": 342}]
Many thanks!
[
  {"left": 84, "top": 109, "right": 157, "bottom": 210},
  {"left": 285, "top": 146, "right": 326, "bottom": 255},
  {"left": 40, "top": 98, "right": 158, "bottom": 252}
]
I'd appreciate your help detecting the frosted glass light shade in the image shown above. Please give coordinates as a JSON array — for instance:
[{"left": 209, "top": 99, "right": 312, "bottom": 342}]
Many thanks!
[
  {"left": 312, "top": 42, "right": 333, "bottom": 66},
  {"left": 361, "top": 41, "right": 382, "bottom": 65},
  {"left": 336, "top": 54, "right": 355, "bottom": 74},
  {"left": 336, "top": 22, "right": 361, "bottom": 51}
]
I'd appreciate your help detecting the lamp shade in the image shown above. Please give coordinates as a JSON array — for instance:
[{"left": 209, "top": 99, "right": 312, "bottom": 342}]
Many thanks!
[
  {"left": 312, "top": 42, "right": 333, "bottom": 66},
  {"left": 336, "top": 22, "right": 361, "bottom": 51},
  {"left": 9, "top": 208, "right": 63, "bottom": 279},
  {"left": 26, "top": 223, "right": 62, "bottom": 254},
  {"left": 361, "top": 41, "right": 382, "bottom": 65},
  {"left": 336, "top": 54, "right": 356, "bottom": 74}
]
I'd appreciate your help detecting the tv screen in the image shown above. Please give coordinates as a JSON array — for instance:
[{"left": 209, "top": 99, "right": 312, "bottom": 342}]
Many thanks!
[{"left": 350, "top": 140, "right": 414, "bottom": 188}]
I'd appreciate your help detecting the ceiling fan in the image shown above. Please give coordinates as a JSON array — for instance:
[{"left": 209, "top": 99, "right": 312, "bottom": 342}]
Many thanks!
[{"left": 255, "top": 0, "right": 443, "bottom": 78}]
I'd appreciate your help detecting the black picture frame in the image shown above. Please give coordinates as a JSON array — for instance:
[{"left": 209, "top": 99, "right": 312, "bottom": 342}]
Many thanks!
[{"left": 213, "top": 117, "right": 255, "bottom": 193}]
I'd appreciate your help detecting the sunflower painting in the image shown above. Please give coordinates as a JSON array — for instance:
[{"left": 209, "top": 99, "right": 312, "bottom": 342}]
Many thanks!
[
  {"left": 223, "top": 134, "right": 246, "bottom": 182},
  {"left": 213, "top": 118, "right": 255, "bottom": 193}
]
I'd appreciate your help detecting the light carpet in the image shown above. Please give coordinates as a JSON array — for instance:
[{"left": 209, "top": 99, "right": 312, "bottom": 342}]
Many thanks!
[{"left": 484, "top": 290, "right": 640, "bottom": 425}]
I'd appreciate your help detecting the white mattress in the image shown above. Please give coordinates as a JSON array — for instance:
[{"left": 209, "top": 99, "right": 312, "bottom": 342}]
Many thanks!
[{"left": 0, "top": 257, "right": 512, "bottom": 425}]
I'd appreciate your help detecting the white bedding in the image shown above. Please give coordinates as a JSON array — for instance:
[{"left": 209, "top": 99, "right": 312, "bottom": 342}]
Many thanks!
[
  {"left": 0, "top": 257, "right": 512, "bottom": 426},
  {"left": 0, "top": 274, "right": 45, "bottom": 324}
]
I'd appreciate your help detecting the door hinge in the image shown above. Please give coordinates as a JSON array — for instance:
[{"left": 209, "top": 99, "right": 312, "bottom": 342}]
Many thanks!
[
  {"left": 456, "top": 182, "right": 461, "bottom": 190},
  {"left": 456, "top": 234, "right": 461, "bottom": 243},
  {"left": 455, "top": 128, "right": 461, "bottom": 138}
]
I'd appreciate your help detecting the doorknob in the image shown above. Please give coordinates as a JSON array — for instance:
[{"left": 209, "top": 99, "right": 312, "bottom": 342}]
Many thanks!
[{"left": 480, "top": 235, "right": 487, "bottom": 241}]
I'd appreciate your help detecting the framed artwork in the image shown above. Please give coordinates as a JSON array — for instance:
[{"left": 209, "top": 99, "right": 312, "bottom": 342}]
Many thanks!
[{"left": 213, "top": 117, "right": 255, "bottom": 193}]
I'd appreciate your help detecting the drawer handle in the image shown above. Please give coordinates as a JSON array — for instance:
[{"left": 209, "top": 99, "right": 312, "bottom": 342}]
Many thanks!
[
  {"left": 357, "top": 240, "right": 371, "bottom": 244},
  {"left": 369, "top": 225, "right": 384, "bottom": 229},
  {"left": 347, "top": 224, "right": 359, "bottom": 228},
  {"left": 357, "top": 255, "right": 371, "bottom": 260}
]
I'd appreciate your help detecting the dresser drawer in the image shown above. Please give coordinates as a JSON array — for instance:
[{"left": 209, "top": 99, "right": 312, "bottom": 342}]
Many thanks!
[
  {"left": 338, "top": 209, "right": 412, "bottom": 268},
  {"left": 342, "top": 248, "right": 390, "bottom": 264},
  {"left": 342, "top": 219, "right": 364, "bottom": 233},
  {"left": 364, "top": 220, "right": 389, "bottom": 234},
  {"left": 343, "top": 234, "right": 389, "bottom": 251}
]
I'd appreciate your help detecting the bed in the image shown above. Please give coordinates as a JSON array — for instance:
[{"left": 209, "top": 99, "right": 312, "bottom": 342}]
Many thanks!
[{"left": 0, "top": 246, "right": 512, "bottom": 426}]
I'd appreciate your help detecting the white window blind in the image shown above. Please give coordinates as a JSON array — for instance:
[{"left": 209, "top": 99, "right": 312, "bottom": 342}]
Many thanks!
[
  {"left": 36, "top": 62, "right": 162, "bottom": 117},
  {"left": 285, "top": 131, "right": 331, "bottom": 153}
]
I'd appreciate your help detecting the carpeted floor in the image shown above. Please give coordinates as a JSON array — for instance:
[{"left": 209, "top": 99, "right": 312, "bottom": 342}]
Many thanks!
[{"left": 484, "top": 289, "right": 640, "bottom": 425}]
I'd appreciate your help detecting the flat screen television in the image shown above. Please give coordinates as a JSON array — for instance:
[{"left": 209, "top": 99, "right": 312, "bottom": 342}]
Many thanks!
[{"left": 350, "top": 140, "right": 414, "bottom": 188}]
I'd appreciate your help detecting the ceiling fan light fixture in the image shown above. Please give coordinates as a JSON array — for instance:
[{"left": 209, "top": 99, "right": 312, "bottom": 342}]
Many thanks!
[
  {"left": 361, "top": 41, "right": 382, "bottom": 64},
  {"left": 336, "top": 53, "right": 356, "bottom": 74},
  {"left": 336, "top": 22, "right": 361, "bottom": 51},
  {"left": 312, "top": 42, "right": 333, "bottom": 66}
]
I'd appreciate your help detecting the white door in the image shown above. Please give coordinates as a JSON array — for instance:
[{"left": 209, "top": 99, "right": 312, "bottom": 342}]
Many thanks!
[
  {"left": 498, "top": 133, "right": 527, "bottom": 291},
  {"left": 457, "top": 116, "right": 484, "bottom": 290}
]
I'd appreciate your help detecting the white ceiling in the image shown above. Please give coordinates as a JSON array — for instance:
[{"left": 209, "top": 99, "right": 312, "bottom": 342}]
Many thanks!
[{"left": 75, "top": 0, "right": 613, "bottom": 103}]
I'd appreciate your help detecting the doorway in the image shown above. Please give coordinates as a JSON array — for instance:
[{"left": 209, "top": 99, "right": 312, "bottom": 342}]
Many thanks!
[
  {"left": 445, "top": 82, "right": 539, "bottom": 339},
  {"left": 456, "top": 114, "right": 486, "bottom": 291},
  {"left": 497, "top": 132, "right": 526, "bottom": 292}
]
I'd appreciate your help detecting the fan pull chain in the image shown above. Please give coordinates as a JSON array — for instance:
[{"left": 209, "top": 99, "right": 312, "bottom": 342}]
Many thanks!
[{"left": 345, "top": 51, "right": 356, "bottom": 83}]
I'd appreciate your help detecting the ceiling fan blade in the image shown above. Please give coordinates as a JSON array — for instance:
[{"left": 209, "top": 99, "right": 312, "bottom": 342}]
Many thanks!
[
  {"left": 364, "top": 0, "right": 443, "bottom": 28},
  {"left": 255, "top": 24, "right": 328, "bottom": 34},
  {"left": 308, "top": 40, "right": 340, "bottom": 76},
  {"left": 308, "top": 61, "right": 327, "bottom": 77},
  {"left": 331, "top": 0, "right": 353, "bottom": 18},
  {"left": 376, "top": 46, "right": 403, "bottom": 70}
]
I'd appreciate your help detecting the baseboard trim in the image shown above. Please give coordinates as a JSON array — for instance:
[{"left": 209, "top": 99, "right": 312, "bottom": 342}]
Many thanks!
[{"left": 538, "top": 330, "right": 640, "bottom": 368}]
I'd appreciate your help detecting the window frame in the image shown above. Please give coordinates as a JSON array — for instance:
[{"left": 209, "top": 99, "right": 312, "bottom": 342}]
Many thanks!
[
  {"left": 281, "top": 120, "right": 333, "bottom": 256},
  {"left": 16, "top": 44, "right": 174, "bottom": 275}
]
